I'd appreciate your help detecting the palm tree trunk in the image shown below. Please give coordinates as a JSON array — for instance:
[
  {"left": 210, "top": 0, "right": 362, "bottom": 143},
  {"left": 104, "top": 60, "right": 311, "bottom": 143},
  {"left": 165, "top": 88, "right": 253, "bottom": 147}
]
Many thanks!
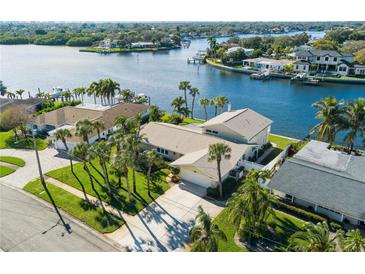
[
  {"left": 101, "top": 161, "right": 112, "bottom": 195},
  {"left": 125, "top": 172, "right": 133, "bottom": 202},
  {"left": 204, "top": 106, "right": 208, "bottom": 121},
  {"left": 118, "top": 176, "right": 122, "bottom": 188},
  {"left": 62, "top": 140, "right": 68, "bottom": 151},
  {"left": 84, "top": 164, "right": 107, "bottom": 213},
  {"left": 217, "top": 160, "right": 223, "bottom": 198},
  {"left": 132, "top": 169, "right": 137, "bottom": 193},
  {"left": 215, "top": 106, "right": 218, "bottom": 116},
  {"left": 93, "top": 94, "right": 96, "bottom": 104},
  {"left": 184, "top": 90, "right": 188, "bottom": 109},
  {"left": 147, "top": 166, "right": 151, "bottom": 196},
  {"left": 191, "top": 97, "right": 195, "bottom": 119}
]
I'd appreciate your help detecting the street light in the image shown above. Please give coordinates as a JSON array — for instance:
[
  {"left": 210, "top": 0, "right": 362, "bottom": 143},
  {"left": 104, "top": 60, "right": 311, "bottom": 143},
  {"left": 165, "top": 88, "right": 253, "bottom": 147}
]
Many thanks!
[{"left": 31, "top": 131, "right": 71, "bottom": 234}]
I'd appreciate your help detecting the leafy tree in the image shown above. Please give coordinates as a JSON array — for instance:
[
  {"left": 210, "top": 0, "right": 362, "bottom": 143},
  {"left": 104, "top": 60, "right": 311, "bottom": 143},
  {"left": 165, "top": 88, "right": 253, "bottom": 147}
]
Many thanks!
[
  {"left": 0, "top": 105, "right": 29, "bottom": 138},
  {"left": 288, "top": 222, "right": 336, "bottom": 252},
  {"left": 171, "top": 96, "right": 188, "bottom": 118},
  {"left": 0, "top": 81, "right": 7, "bottom": 96},
  {"left": 189, "top": 206, "right": 227, "bottom": 252},
  {"left": 310, "top": 97, "right": 344, "bottom": 146},
  {"left": 199, "top": 98, "right": 210, "bottom": 121},
  {"left": 354, "top": 48, "right": 365, "bottom": 64},
  {"left": 313, "top": 39, "right": 339, "bottom": 50},
  {"left": 75, "top": 119, "right": 94, "bottom": 145},
  {"left": 208, "top": 143, "right": 231, "bottom": 198},
  {"left": 189, "top": 87, "right": 200, "bottom": 119},
  {"left": 119, "top": 89, "right": 135, "bottom": 103},
  {"left": 178, "top": 81, "right": 191, "bottom": 109},
  {"left": 54, "top": 128, "right": 72, "bottom": 151},
  {"left": 148, "top": 105, "right": 165, "bottom": 122},
  {"left": 338, "top": 229, "right": 365, "bottom": 252}
]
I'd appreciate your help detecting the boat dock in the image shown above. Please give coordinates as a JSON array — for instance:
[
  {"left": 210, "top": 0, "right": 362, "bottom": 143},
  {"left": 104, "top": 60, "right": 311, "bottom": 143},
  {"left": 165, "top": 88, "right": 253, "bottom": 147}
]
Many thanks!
[{"left": 187, "top": 50, "right": 206, "bottom": 64}]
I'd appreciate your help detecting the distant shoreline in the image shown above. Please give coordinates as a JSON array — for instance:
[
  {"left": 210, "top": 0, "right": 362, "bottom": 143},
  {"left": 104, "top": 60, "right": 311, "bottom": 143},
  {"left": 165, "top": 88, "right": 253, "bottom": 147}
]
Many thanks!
[{"left": 79, "top": 46, "right": 181, "bottom": 54}]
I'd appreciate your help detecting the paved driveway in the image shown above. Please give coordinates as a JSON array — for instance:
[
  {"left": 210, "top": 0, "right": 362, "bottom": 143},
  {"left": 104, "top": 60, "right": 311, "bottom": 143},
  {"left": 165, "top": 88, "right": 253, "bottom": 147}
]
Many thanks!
[
  {"left": 108, "top": 181, "right": 224, "bottom": 251},
  {"left": 0, "top": 148, "right": 73, "bottom": 188}
]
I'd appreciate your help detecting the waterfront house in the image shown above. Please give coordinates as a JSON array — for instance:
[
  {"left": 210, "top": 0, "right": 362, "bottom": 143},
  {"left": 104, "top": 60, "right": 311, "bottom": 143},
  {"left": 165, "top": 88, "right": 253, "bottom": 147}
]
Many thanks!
[
  {"left": 227, "top": 46, "right": 254, "bottom": 57},
  {"left": 267, "top": 140, "right": 365, "bottom": 226},
  {"left": 131, "top": 42, "right": 155, "bottom": 48},
  {"left": 141, "top": 108, "right": 272, "bottom": 188},
  {"left": 99, "top": 38, "right": 118, "bottom": 49},
  {"left": 293, "top": 49, "right": 365, "bottom": 76},
  {"left": 30, "top": 103, "right": 148, "bottom": 150},
  {"left": 243, "top": 57, "right": 293, "bottom": 72}
]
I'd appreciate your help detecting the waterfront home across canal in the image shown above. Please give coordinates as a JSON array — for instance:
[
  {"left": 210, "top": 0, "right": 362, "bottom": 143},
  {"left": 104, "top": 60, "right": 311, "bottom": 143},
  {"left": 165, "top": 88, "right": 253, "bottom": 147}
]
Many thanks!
[{"left": 243, "top": 57, "right": 293, "bottom": 72}]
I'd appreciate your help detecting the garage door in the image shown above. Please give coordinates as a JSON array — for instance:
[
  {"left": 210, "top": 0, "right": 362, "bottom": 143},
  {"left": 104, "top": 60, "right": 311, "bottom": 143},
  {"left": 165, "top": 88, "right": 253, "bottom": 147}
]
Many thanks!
[{"left": 179, "top": 168, "right": 214, "bottom": 188}]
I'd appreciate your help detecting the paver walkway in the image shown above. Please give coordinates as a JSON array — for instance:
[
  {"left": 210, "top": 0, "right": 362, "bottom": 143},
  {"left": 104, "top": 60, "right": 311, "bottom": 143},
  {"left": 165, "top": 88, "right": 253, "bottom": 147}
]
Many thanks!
[
  {"left": 44, "top": 176, "right": 224, "bottom": 252},
  {"left": 0, "top": 148, "right": 73, "bottom": 188}
]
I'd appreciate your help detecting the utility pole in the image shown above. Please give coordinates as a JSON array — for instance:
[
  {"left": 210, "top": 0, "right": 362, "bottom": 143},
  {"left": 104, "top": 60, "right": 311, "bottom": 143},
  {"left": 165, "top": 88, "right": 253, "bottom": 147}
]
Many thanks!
[{"left": 32, "top": 134, "right": 71, "bottom": 234}]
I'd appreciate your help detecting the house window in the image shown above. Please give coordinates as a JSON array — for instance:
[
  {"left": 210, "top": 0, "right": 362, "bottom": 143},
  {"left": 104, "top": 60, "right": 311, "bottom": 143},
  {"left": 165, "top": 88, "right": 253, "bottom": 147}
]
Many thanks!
[
  {"left": 157, "top": 147, "right": 168, "bottom": 156},
  {"left": 296, "top": 65, "right": 299, "bottom": 70},
  {"left": 206, "top": 129, "right": 212, "bottom": 133},
  {"left": 334, "top": 57, "right": 337, "bottom": 62},
  {"left": 325, "top": 57, "right": 329, "bottom": 61},
  {"left": 212, "top": 131, "right": 218, "bottom": 134},
  {"left": 317, "top": 56, "right": 320, "bottom": 61}
]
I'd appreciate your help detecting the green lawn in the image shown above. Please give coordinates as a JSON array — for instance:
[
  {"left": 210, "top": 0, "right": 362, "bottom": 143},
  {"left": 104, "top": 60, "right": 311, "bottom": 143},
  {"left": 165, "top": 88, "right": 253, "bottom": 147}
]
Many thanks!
[
  {"left": 0, "top": 165, "right": 16, "bottom": 177},
  {"left": 23, "top": 179, "right": 124, "bottom": 233},
  {"left": 0, "top": 156, "right": 25, "bottom": 167},
  {"left": 161, "top": 113, "right": 204, "bottom": 125},
  {"left": 0, "top": 130, "right": 48, "bottom": 150},
  {"left": 213, "top": 208, "right": 304, "bottom": 252},
  {"left": 269, "top": 134, "right": 298, "bottom": 150},
  {"left": 46, "top": 161, "right": 171, "bottom": 215},
  {"left": 259, "top": 147, "right": 283, "bottom": 165}
]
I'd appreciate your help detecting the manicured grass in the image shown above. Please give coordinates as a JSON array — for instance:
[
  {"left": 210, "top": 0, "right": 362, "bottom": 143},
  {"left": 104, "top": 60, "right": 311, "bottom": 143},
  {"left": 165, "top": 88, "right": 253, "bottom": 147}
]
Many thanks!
[
  {"left": 0, "top": 130, "right": 48, "bottom": 150},
  {"left": 269, "top": 134, "right": 298, "bottom": 150},
  {"left": 0, "top": 156, "right": 25, "bottom": 167},
  {"left": 0, "top": 165, "right": 16, "bottom": 177},
  {"left": 46, "top": 161, "right": 171, "bottom": 215},
  {"left": 23, "top": 179, "right": 124, "bottom": 233},
  {"left": 213, "top": 208, "right": 304, "bottom": 252},
  {"left": 259, "top": 147, "right": 283, "bottom": 165},
  {"left": 161, "top": 113, "right": 204, "bottom": 125}
]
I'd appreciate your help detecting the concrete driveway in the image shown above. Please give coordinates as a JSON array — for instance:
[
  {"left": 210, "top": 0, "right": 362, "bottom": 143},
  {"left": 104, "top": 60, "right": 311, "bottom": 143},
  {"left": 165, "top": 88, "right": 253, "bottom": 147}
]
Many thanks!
[
  {"left": 108, "top": 181, "right": 224, "bottom": 252},
  {"left": 0, "top": 148, "right": 73, "bottom": 188}
]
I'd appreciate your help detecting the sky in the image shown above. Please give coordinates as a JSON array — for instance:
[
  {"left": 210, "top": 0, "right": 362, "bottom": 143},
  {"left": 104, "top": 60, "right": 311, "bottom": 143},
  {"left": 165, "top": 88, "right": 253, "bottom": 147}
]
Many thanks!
[{"left": 1, "top": 0, "right": 364, "bottom": 21}]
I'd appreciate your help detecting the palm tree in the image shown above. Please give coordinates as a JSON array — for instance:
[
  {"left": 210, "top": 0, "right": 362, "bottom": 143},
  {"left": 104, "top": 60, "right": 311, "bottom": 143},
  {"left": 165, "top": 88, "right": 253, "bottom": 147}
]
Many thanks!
[
  {"left": 178, "top": 81, "right": 191, "bottom": 109},
  {"left": 227, "top": 171, "right": 273, "bottom": 243},
  {"left": 114, "top": 150, "right": 134, "bottom": 202},
  {"left": 75, "top": 119, "right": 94, "bottom": 146},
  {"left": 54, "top": 128, "right": 72, "bottom": 151},
  {"left": 93, "top": 120, "right": 105, "bottom": 141},
  {"left": 6, "top": 91, "right": 16, "bottom": 99},
  {"left": 189, "top": 206, "right": 227, "bottom": 252},
  {"left": 339, "top": 98, "right": 365, "bottom": 152},
  {"left": 62, "top": 90, "right": 72, "bottom": 102},
  {"left": 119, "top": 89, "right": 135, "bottom": 103},
  {"left": 89, "top": 141, "right": 113, "bottom": 196},
  {"left": 0, "top": 81, "right": 7, "bottom": 96},
  {"left": 189, "top": 87, "right": 200, "bottom": 119},
  {"left": 216, "top": 96, "right": 229, "bottom": 114},
  {"left": 310, "top": 97, "right": 344, "bottom": 146},
  {"left": 73, "top": 87, "right": 86, "bottom": 104},
  {"left": 339, "top": 229, "right": 365, "bottom": 252},
  {"left": 87, "top": 81, "right": 99, "bottom": 105},
  {"left": 208, "top": 143, "right": 231, "bottom": 198},
  {"left": 15, "top": 89, "right": 25, "bottom": 100},
  {"left": 210, "top": 97, "right": 219, "bottom": 116},
  {"left": 102, "top": 78, "right": 120, "bottom": 105},
  {"left": 148, "top": 105, "right": 165, "bottom": 122},
  {"left": 200, "top": 98, "right": 210, "bottom": 121},
  {"left": 143, "top": 150, "right": 161, "bottom": 196},
  {"left": 207, "top": 37, "right": 218, "bottom": 58},
  {"left": 171, "top": 96, "right": 188, "bottom": 118},
  {"left": 288, "top": 222, "right": 336, "bottom": 252}
]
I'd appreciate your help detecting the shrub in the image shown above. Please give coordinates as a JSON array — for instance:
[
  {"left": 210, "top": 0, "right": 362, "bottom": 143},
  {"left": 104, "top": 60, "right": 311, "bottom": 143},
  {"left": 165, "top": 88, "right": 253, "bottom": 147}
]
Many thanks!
[
  {"left": 167, "top": 114, "right": 182, "bottom": 125},
  {"left": 329, "top": 221, "right": 343, "bottom": 232}
]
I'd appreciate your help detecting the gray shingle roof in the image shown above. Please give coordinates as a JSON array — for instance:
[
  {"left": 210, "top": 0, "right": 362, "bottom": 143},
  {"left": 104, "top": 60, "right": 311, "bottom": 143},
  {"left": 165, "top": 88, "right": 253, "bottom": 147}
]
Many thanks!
[
  {"left": 268, "top": 141, "right": 365, "bottom": 221},
  {"left": 296, "top": 50, "right": 345, "bottom": 58}
]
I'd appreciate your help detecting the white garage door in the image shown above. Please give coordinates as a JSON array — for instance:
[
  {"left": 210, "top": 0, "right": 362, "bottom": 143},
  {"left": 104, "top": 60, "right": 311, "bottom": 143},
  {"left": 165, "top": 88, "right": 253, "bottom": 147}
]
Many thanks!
[{"left": 179, "top": 168, "right": 213, "bottom": 188}]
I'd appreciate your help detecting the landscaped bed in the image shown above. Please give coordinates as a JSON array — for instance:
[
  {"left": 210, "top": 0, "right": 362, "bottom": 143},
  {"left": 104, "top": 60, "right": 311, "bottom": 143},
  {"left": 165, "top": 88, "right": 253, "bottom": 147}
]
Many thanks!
[
  {"left": 0, "top": 156, "right": 25, "bottom": 167},
  {"left": 23, "top": 179, "right": 125, "bottom": 233},
  {"left": 0, "top": 165, "right": 16, "bottom": 177},
  {"left": 0, "top": 130, "right": 48, "bottom": 150},
  {"left": 46, "top": 162, "right": 171, "bottom": 215},
  {"left": 161, "top": 113, "right": 204, "bottom": 125}
]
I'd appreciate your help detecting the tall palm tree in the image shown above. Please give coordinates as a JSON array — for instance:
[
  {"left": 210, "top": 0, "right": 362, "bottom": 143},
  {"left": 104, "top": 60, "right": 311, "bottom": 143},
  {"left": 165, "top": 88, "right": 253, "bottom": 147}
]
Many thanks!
[
  {"left": 73, "top": 87, "right": 86, "bottom": 104},
  {"left": 288, "top": 222, "right": 336, "bottom": 252},
  {"left": 207, "top": 37, "right": 218, "bottom": 58},
  {"left": 119, "top": 89, "right": 135, "bottom": 103},
  {"left": 0, "top": 81, "right": 7, "bottom": 96},
  {"left": 339, "top": 98, "right": 365, "bottom": 152},
  {"left": 208, "top": 143, "right": 231, "bottom": 198},
  {"left": 216, "top": 96, "right": 229, "bottom": 114},
  {"left": 62, "top": 90, "right": 72, "bottom": 102},
  {"left": 200, "top": 98, "right": 210, "bottom": 121},
  {"left": 339, "top": 229, "right": 365, "bottom": 252},
  {"left": 104, "top": 78, "right": 120, "bottom": 105},
  {"left": 189, "top": 87, "right": 200, "bottom": 119},
  {"left": 210, "top": 97, "right": 219, "bottom": 116},
  {"left": 189, "top": 206, "right": 227, "bottom": 252},
  {"left": 114, "top": 150, "right": 134, "bottom": 202},
  {"left": 227, "top": 171, "right": 273, "bottom": 243},
  {"left": 54, "top": 128, "right": 72, "bottom": 151},
  {"left": 75, "top": 119, "right": 94, "bottom": 146},
  {"left": 89, "top": 141, "right": 113, "bottom": 196},
  {"left": 6, "top": 92, "right": 16, "bottom": 99},
  {"left": 15, "top": 89, "right": 25, "bottom": 100},
  {"left": 171, "top": 96, "right": 188, "bottom": 118},
  {"left": 178, "top": 80, "right": 191, "bottom": 109},
  {"left": 87, "top": 81, "right": 99, "bottom": 104},
  {"left": 93, "top": 120, "right": 105, "bottom": 141},
  {"left": 143, "top": 150, "right": 161, "bottom": 196},
  {"left": 310, "top": 97, "right": 344, "bottom": 146}
]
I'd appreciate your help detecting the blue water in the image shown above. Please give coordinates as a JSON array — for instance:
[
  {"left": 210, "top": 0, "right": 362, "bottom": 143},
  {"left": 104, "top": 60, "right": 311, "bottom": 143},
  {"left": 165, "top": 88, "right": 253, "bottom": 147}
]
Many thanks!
[{"left": 1, "top": 31, "right": 364, "bottom": 141}]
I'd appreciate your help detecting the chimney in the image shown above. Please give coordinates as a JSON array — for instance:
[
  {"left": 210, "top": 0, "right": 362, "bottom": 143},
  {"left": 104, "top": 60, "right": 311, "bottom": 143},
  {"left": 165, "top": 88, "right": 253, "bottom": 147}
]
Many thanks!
[{"left": 227, "top": 103, "right": 232, "bottom": 112}]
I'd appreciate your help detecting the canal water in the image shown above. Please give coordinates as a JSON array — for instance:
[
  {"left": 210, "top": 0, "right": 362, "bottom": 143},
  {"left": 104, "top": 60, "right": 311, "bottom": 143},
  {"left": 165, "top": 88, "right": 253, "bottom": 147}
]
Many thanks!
[{"left": 1, "top": 31, "right": 364, "bottom": 141}]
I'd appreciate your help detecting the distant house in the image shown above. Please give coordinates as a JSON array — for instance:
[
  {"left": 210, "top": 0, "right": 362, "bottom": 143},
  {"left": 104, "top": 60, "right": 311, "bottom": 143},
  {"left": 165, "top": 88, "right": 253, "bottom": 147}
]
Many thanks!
[
  {"left": 243, "top": 57, "right": 293, "bottom": 72},
  {"left": 99, "top": 38, "right": 118, "bottom": 49},
  {"left": 130, "top": 42, "right": 155, "bottom": 48},
  {"left": 0, "top": 97, "right": 44, "bottom": 113},
  {"left": 227, "top": 47, "right": 254, "bottom": 57},
  {"left": 141, "top": 108, "right": 272, "bottom": 188},
  {"left": 267, "top": 140, "right": 365, "bottom": 225},
  {"left": 294, "top": 49, "right": 365, "bottom": 76},
  {"left": 30, "top": 103, "right": 148, "bottom": 150}
]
